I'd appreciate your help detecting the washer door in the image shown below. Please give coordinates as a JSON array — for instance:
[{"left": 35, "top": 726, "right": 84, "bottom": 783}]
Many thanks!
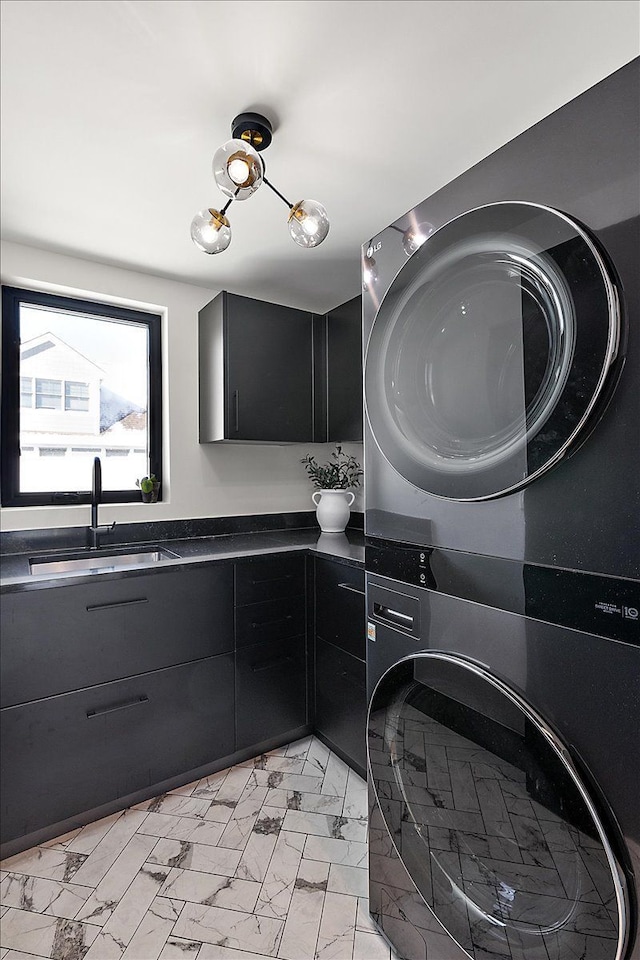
[
  {"left": 368, "top": 653, "right": 629, "bottom": 960},
  {"left": 364, "top": 203, "right": 620, "bottom": 500}
]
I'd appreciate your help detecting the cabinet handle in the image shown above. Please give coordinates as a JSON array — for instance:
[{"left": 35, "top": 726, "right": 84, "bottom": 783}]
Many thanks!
[
  {"left": 86, "top": 598, "right": 149, "bottom": 612},
  {"left": 373, "top": 603, "right": 414, "bottom": 629},
  {"left": 251, "top": 574, "right": 295, "bottom": 585},
  {"left": 251, "top": 655, "right": 296, "bottom": 673},
  {"left": 233, "top": 389, "right": 239, "bottom": 432},
  {"left": 338, "top": 582, "right": 365, "bottom": 596},
  {"left": 251, "top": 615, "right": 294, "bottom": 629},
  {"left": 86, "top": 695, "right": 149, "bottom": 718}
]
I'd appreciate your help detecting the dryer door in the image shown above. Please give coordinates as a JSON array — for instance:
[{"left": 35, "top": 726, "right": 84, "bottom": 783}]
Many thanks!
[
  {"left": 364, "top": 202, "right": 620, "bottom": 500},
  {"left": 368, "top": 653, "right": 629, "bottom": 960}
]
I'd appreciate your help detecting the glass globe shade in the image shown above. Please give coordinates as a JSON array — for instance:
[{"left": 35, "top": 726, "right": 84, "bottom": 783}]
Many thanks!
[
  {"left": 213, "top": 139, "right": 264, "bottom": 200},
  {"left": 402, "top": 221, "right": 434, "bottom": 256},
  {"left": 190, "top": 208, "right": 232, "bottom": 254},
  {"left": 288, "top": 200, "right": 329, "bottom": 248}
]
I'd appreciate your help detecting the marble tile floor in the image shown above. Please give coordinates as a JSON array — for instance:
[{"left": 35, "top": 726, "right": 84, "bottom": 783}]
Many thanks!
[{"left": 0, "top": 736, "right": 399, "bottom": 960}]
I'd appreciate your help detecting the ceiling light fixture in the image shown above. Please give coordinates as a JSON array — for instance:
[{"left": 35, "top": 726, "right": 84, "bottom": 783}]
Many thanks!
[{"left": 190, "top": 112, "right": 330, "bottom": 255}]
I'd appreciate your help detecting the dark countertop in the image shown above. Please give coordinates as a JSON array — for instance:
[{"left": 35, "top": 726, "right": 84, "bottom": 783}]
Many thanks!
[{"left": 0, "top": 527, "right": 364, "bottom": 593}]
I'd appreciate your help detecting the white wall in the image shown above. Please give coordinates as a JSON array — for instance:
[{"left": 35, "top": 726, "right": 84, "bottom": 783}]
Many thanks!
[{"left": 0, "top": 241, "right": 363, "bottom": 531}]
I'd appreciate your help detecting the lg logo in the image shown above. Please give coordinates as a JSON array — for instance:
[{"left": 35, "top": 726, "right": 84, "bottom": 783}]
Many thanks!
[{"left": 366, "top": 241, "right": 382, "bottom": 258}]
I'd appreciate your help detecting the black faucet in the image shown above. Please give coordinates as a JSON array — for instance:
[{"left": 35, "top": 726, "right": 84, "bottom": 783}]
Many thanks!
[{"left": 89, "top": 456, "right": 116, "bottom": 549}]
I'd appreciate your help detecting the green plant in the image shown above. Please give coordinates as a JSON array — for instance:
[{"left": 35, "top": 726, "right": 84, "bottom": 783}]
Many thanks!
[
  {"left": 136, "top": 475, "right": 158, "bottom": 494},
  {"left": 300, "top": 446, "right": 362, "bottom": 490}
]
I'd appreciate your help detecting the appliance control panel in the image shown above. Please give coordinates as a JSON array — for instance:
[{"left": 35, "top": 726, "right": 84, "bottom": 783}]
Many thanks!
[{"left": 365, "top": 538, "right": 639, "bottom": 646}]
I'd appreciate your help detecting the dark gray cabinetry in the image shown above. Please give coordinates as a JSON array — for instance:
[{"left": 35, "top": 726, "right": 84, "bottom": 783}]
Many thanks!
[
  {"left": 236, "top": 638, "right": 307, "bottom": 751},
  {"left": 1, "top": 566, "right": 234, "bottom": 707},
  {"left": 315, "top": 639, "right": 366, "bottom": 774},
  {"left": 235, "top": 553, "right": 305, "bottom": 605},
  {"left": 199, "top": 291, "right": 363, "bottom": 445},
  {"left": 235, "top": 554, "right": 307, "bottom": 750},
  {"left": 0, "top": 564, "right": 235, "bottom": 850},
  {"left": 1, "top": 656, "right": 234, "bottom": 844},
  {"left": 315, "top": 558, "right": 366, "bottom": 660},
  {"left": 313, "top": 558, "right": 366, "bottom": 774},
  {"left": 199, "top": 291, "right": 316, "bottom": 443},
  {"left": 325, "top": 295, "right": 363, "bottom": 442}
]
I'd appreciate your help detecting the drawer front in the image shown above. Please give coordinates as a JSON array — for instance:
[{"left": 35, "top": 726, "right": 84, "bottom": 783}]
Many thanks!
[
  {"left": 315, "top": 558, "right": 366, "bottom": 659},
  {"left": 236, "top": 596, "right": 306, "bottom": 649},
  {"left": 236, "top": 636, "right": 307, "bottom": 750},
  {"left": 0, "top": 655, "right": 234, "bottom": 845},
  {"left": 315, "top": 638, "right": 366, "bottom": 772},
  {"left": 1, "top": 564, "right": 234, "bottom": 707},
  {"left": 236, "top": 554, "right": 305, "bottom": 605}
]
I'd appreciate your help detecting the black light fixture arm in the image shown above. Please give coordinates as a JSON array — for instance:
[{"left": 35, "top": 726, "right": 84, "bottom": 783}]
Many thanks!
[
  {"left": 220, "top": 197, "right": 234, "bottom": 215},
  {"left": 264, "top": 176, "right": 294, "bottom": 211}
]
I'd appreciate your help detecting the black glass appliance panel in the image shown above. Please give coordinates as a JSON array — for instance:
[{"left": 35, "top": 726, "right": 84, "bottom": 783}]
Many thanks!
[
  {"left": 364, "top": 203, "right": 619, "bottom": 500},
  {"left": 368, "top": 653, "right": 627, "bottom": 960},
  {"left": 365, "top": 538, "right": 640, "bottom": 646}
]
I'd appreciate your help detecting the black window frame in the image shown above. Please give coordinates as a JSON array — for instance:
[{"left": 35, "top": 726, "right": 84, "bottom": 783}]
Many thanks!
[{"left": 1, "top": 285, "right": 163, "bottom": 507}]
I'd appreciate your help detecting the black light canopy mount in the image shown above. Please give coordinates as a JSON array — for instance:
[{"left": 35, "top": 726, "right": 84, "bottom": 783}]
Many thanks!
[{"left": 190, "top": 111, "right": 329, "bottom": 255}]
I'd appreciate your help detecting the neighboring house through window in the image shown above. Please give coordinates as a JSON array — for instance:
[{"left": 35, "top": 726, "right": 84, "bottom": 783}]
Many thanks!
[{"left": 1, "top": 286, "right": 162, "bottom": 506}]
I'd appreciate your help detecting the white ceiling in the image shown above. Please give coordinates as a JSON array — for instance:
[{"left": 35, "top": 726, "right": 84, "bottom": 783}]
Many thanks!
[{"left": 1, "top": 0, "right": 638, "bottom": 313}]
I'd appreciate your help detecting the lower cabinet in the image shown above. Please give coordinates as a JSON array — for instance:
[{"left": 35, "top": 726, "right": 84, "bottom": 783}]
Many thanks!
[
  {"left": 236, "top": 637, "right": 307, "bottom": 750},
  {"left": 314, "top": 558, "right": 367, "bottom": 775},
  {"left": 0, "top": 655, "right": 234, "bottom": 845},
  {"left": 1, "top": 549, "right": 366, "bottom": 853},
  {"left": 234, "top": 554, "right": 308, "bottom": 751},
  {"left": 315, "top": 639, "right": 366, "bottom": 774}
]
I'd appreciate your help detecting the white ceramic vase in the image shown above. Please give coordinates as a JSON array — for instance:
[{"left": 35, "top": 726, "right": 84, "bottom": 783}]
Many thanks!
[{"left": 312, "top": 489, "right": 355, "bottom": 533}]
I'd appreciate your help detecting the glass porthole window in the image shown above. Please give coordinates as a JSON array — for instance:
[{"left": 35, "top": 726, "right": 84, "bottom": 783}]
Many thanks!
[
  {"left": 364, "top": 203, "right": 620, "bottom": 500},
  {"left": 368, "top": 653, "right": 629, "bottom": 960}
]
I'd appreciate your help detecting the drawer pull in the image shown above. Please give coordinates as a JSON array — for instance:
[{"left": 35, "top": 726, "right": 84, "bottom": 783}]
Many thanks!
[
  {"left": 251, "top": 615, "right": 294, "bottom": 629},
  {"left": 86, "top": 695, "right": 149, "bottom": 718},
  {"left": 338, "top": 582, "right": 365, "bottom": 596},
  {"left": 373, "top": 603, "right": 414, "bottom": 629},
  {"left": 251, "top": 655, "right": 295, "bottom": 673},
  {"left": 251, "top": 574, "right": 295, "bottom": 585},
  {"left": 86, "top": 598, "right": 149, "bottom": 612}
]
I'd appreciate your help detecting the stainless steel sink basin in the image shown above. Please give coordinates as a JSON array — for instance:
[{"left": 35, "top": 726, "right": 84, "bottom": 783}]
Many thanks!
[{"left": 29, "top": 547, "right": 179, "bottom": 576}]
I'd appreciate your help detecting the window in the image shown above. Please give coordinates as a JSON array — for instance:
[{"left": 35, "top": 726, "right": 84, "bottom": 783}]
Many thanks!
[
  {"left": 20, "top": 377, "right": 33, "bottom": 408},
  {"left": 35, "top": 378, "right": 62, "bottom": 409},
  {"left": 1, "top": 286, "right": 162, "bottom": 506},
  {"left": 65, "top": 381, "right": 89, "bottom": 411}
]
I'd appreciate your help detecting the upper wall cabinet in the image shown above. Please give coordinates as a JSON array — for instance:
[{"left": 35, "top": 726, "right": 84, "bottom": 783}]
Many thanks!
[
  {"left": 325, "top": 295, "right": 363, "bottom": 443},
  {"left": 199, "top": 290, "right": 362, "bottom": 444},
  {"left": 199, "top": 292, "right": 315, "bottom": 443}
]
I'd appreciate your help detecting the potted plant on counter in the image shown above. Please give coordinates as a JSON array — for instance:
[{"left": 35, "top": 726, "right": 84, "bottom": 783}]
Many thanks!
[
  {"left": 301, "top": 445, "right": 362, "bottom": 532},
  {"left": 136, "top": 474, "right": 160, "bottom": 503}
]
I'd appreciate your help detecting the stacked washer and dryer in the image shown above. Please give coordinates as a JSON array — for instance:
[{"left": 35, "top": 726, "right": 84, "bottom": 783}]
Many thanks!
[{"left": 363, "top": 59, "right": 639, "bottom": 960}]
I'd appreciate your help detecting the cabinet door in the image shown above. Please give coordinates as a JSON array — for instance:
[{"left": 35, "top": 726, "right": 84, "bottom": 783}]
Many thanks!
[
  {"left": 236, "top": 636, "right": 307, "bottom": 750},
  {"left": 315, "top": 638, "right": 366, "bottom": 774},
  {"left": 236, "top": 554, "right": 306, "bottom": 606},
  {"left": 327, "top": 295, "right": 362, "bottom": 442},
  {"left": 236, "top": 596, "right": 306, "bottom": 649},
  {"left": 0, "top": 655, "right": 234, "bottom": 845},
  {"left": 225, "top": 293, "right": 313, "bottom": 442},
  {"left": 1, "top": 565, "right": 234, "bottom": 707},
  {"left": 315, "top": 558, "right": 366, "bottom": 659}
]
